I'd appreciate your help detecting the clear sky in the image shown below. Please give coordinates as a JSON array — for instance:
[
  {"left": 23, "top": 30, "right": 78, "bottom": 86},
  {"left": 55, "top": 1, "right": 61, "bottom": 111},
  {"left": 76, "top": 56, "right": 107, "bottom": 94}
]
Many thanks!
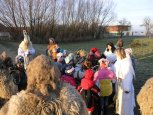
[{"left": 115, "top": 0, "right": 153, "bottom": 26}]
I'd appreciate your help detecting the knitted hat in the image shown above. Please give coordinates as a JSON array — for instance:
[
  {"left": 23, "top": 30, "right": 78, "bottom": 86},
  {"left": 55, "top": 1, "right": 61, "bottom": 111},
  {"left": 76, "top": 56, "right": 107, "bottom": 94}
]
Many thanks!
[
  {"left": 98, "top": 58, "right": 109, "bottom": 67},
  {"left": 15, "top": 55, "right": 24, "bottom": 63},
  {"left": 65, "top": 55, "right": 73, "bottom": 64},
  {"left": 63, "top": 50, "right": 69, "bottom": 57},
  {"left": 90, "top": 48, "right": 98, "bottom": 53},
  {"left": 56, "top": 52, "right": 64, "bottom": 62}
]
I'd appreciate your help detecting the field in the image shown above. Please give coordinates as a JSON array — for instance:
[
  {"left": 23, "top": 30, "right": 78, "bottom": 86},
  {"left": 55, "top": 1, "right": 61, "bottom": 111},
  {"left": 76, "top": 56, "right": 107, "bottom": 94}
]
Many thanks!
[{"left": 1, "top": 37, "right": 153, "bottom": 115}]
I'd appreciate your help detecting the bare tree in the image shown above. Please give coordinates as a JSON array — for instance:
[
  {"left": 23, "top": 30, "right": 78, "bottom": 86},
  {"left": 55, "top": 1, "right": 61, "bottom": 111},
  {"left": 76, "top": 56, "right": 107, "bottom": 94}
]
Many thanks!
[
  {"left": 118, "top": 18, "right": 131, "bottom": 25},
  {"left": 142, "top": 17, "right": 153, "bottom": 38},
  {"left": 0, "top": 0, "right": 116, "bottom": 42}
]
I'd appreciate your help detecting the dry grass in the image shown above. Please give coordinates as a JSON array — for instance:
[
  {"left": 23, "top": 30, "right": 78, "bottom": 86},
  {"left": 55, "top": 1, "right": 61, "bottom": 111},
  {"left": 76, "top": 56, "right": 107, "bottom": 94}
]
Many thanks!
[{"left": 130, "top": 38, "right": 153, "bottom": 58}]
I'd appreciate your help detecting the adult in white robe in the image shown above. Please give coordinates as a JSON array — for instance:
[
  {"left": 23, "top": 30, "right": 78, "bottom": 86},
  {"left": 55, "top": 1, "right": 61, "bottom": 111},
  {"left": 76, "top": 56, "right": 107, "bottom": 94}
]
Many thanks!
[{"left": 114, "top": 48, "right": 135, "bottom": 115}]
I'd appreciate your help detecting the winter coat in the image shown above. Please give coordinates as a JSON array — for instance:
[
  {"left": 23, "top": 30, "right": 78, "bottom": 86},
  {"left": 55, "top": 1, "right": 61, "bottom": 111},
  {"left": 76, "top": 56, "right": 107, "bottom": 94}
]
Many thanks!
[
  {"left": 47, "top": 43, "right": 58, "bottom": 61},
  {"left": 94, "top": 67, "right": 116, "bottom": 97},
  {"left": 94, "top": 68, "right": 116, "bottom": 83},
  {"left": 73, "top": 64, "right": 84, "bottom": 80},
  {"left": 78, "top": 69, "right": 100, "bottom": 112},
  {"left": 73, "top": 64, "right": 85, "bottom": 86},
  {"left": 60, "top": 75, "right": 76, "bottom": 87}
]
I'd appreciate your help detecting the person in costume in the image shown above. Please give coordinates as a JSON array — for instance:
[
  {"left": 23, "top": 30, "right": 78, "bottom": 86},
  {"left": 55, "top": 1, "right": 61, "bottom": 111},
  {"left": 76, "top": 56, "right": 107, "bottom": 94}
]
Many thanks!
[
  {"left": 94, "top": 58, "right": 116, "bottom": 115},
  {"left": 18, "top": 30, "right": 35, "bottom": 69},
  {"left": 114, "top": 48, "right": 135, "bottom": 115},
  {"left": 47, "top": 37, "right": 59, "bottom": 61}
]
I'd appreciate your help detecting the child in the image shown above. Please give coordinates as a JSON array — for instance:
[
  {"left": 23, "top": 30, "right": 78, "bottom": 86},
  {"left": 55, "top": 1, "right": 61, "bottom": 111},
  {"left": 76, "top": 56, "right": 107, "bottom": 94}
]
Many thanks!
[
  {"left": 60, "top": 65, "right": 76, "bottom": 88},
  {"left": 87, "top": 47, "right": 101, "bottom": 67},
  {"left": 78, "top": 69, "right": 100, "bottom": 115},
  {"left": 47, "top": 37, "right": 59, "bottom": 61},
  {"left": 94, "top": 58, "right": 116, "bottom": 115},
  {"left": 10, "top": 55, "right": 27, "bottom": 91}
]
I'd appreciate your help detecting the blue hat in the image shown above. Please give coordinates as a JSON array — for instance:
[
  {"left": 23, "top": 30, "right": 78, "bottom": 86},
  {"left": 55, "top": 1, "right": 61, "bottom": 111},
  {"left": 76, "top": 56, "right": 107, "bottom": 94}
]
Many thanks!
[{"left": 15, "top": 55, "right": 24, "bottom": 63}]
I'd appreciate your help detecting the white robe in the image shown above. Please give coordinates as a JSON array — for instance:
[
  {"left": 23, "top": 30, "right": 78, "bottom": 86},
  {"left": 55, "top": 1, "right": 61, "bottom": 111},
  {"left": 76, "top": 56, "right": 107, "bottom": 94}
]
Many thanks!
[{"left": 114, "top": 57, "right": 135, "bottom": 115}]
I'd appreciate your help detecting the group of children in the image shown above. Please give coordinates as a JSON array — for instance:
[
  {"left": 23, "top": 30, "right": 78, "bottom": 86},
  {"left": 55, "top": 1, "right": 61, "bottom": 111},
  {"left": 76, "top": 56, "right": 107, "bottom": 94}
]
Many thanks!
[
  {"left": 3, "top": 30, "right": 136, "bottom": 115},
  {"left": 45, "top": 37, "right": 136, "bottom": 115}
]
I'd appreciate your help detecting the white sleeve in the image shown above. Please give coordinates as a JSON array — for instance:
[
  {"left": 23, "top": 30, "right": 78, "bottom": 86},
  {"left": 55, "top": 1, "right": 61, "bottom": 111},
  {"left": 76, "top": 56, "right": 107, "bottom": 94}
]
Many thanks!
[{"left": 18, "top": 47, "right": 25, "bottom": 57}]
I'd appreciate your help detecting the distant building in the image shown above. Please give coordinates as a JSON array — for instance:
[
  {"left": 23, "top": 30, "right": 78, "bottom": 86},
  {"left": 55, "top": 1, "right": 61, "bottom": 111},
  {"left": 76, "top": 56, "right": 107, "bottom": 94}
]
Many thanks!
[
  {"left": 130, "top": 25, "right": 145, "bottom": 36},
  {"left": 105, "top": 25, "right": 131, "bottom": 37},
  {"left": 0, "top": 23, "right": 11, "bottom": 40}
]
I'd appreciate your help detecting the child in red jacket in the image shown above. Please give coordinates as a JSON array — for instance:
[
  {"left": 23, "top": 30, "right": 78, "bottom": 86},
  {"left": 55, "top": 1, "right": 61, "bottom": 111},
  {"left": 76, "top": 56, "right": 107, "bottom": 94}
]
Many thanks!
[{"left": 78, "top": 69, "right": 100, "bottom": 115}]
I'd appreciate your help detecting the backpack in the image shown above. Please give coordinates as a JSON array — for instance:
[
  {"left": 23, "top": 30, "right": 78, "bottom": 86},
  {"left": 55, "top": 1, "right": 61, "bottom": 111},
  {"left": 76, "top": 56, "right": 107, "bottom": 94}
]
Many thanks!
[{"left": 99, "top": 79, "right": 112, "bottom": 97}]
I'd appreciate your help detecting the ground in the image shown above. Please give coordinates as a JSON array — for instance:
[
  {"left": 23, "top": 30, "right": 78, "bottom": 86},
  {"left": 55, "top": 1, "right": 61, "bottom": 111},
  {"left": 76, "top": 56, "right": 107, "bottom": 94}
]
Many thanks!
[{"left": 1, "top": 37, "right": 153, "bottom": 115}]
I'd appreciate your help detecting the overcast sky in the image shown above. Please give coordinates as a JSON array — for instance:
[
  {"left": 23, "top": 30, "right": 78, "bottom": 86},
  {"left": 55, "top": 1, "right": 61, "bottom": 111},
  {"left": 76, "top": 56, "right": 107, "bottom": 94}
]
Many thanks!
[{"left": 114, "top": 0, "right": 153, "bottom": 26}]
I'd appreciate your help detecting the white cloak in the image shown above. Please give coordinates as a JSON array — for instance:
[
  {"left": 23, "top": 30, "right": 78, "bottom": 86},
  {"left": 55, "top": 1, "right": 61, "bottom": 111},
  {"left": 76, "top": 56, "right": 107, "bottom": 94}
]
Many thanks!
[{"left": 114, "top": 57, "right": 135, "bottom": 115}]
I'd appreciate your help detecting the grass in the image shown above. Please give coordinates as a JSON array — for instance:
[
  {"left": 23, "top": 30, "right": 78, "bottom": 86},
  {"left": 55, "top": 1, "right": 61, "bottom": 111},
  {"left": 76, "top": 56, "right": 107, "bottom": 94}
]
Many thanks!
[
  {"left": 1, "top": 37, "right": 153, "bottom": 115},
  {"left": 130, "top": 38, "right": 153, "bottom": 58}
]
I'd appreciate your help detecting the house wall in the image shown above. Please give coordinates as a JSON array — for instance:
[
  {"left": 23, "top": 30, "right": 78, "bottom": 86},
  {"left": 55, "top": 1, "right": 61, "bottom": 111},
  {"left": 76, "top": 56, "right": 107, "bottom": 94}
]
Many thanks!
[
  {"left": 105, "top": 25, "right": 131, "bottom": 37},
  {"left": 106, "top": 26, "right": 130, "bottom": 32},
  {"left": 130, "top": 31, "right": 145, "bottom": 36}
]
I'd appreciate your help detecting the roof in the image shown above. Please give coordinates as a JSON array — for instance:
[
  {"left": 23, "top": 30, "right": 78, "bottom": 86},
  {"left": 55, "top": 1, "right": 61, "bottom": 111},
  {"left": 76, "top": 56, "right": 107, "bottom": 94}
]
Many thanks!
[{"left": 106, "top": 25, "right": 131, "bottom": 27}]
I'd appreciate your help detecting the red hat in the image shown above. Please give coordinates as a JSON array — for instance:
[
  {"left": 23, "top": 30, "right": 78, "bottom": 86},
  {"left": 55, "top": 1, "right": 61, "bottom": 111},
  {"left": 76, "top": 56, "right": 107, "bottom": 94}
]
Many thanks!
[
  {"left": 84, "top": 69, "right": 94, "bottom": 80},
  {"left": 95, "top": 50, "right": 101, "bottom": 58},
  {"left": 90, "top": 47, "right": 98, "bottom": 53}
]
